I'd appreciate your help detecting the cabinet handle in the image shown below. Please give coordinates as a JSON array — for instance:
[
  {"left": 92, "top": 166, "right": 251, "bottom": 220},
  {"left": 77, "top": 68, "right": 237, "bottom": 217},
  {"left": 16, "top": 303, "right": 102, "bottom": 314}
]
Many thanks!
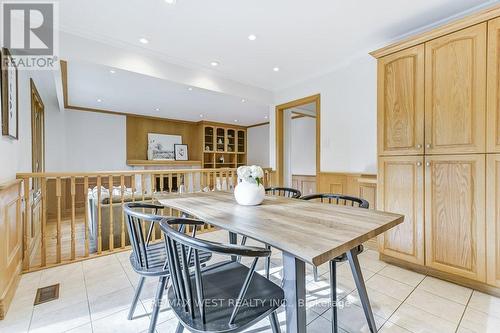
[
  {"left": 416, "top": 162, "right": 422, "bottom": 167},
  {"left": 416, "top": 144, "right": 422, "bottom": 149},
  {"left": 426, "top": 162, "right": 431, "bottom": 167},
  {"left": 426, "top": 143, "right": 432, "bottom": 148}
]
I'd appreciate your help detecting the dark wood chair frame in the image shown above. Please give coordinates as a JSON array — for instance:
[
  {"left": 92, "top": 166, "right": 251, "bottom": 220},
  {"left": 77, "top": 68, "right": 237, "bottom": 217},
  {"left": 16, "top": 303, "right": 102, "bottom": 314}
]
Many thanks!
[
  {"left": 301, "top": 193, "right": 376, "bottom": 333},
  {"left": 265, "top": 186, "right": 302, "bottom": 199},
  {"left": 159, "top": 218, "right": 283, "bottom": 333},
  {"left": 123, "top": 202, "right": 212, "bottom": 333}
]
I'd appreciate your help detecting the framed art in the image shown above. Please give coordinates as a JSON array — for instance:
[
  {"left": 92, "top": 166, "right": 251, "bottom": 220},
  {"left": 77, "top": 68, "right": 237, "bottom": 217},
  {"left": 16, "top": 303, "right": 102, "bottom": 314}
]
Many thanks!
[
  {"left": 174, "top": 144, "right": 189, "bottom": 161},
  {"left": 1, "top": 48, "right": 19, "bottom": 139},
  {"left": 147, "top": 133, "right": 182, "bottom": 160}
]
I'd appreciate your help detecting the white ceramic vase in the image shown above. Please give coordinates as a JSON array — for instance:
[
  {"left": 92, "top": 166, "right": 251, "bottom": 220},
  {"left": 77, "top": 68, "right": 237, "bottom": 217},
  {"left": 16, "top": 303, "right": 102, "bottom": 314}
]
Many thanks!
[{"left": 234, "top": 181, "right": 265, "bottom": 206}]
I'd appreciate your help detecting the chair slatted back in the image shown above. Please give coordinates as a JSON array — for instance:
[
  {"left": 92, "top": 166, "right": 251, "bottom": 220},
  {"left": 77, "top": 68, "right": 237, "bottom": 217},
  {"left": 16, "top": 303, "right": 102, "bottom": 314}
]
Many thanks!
[
  {"left": 159, "top": 218, "right": 271, "bottom": 324},
  {"left": 301, "top": 193, "right": 369, "bottom": 209},
  {"left": 265, "top": 187, "right": 302, "bottom": 199},
  {"left": 123, "top": 202, "right": 164, "bottom": 270}
]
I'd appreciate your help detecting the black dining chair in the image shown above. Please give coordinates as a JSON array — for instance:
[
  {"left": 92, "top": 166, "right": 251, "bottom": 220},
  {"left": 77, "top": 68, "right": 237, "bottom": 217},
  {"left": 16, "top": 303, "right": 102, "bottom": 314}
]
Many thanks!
[
  {"left": 301, "top": 193, "right": 376, "bottom": 333},
  {"left": 159, "top": 217, "right": 284, "bottom": 333},
  {"left": 265, "top": 186, "right": 302, "bottom": 199},
  {"left": 123, "top": 202, "right": 212, "bottom": 333}
]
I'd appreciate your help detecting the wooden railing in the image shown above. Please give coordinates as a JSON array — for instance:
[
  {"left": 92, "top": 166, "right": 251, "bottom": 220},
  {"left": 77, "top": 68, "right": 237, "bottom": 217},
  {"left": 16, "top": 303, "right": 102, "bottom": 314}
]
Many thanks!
[{"left": 17, "top": 167, "right": 274, "bottom": 272}]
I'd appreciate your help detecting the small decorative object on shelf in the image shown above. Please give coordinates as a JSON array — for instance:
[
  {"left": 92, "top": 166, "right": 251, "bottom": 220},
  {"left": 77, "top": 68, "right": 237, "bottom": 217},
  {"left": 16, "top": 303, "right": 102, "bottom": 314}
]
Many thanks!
[
  {"left": 174, "top": 144, "right": 188, "bottom": 161},
  {"left": 234, "top": 165, "right": 265, "bottom": 206},
  {"left": 219, "top": 156, "right": 225, "bottom": 163}
]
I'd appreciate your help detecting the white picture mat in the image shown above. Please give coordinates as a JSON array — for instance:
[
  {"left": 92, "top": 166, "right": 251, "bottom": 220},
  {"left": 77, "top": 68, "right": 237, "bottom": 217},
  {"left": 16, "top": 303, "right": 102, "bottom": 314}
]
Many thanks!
[
  {"left": 147, "top": 133, "right": 182, "bottom": 160},
  {"left": 174, "top": 144, "right": 188, "bottom": 160}
]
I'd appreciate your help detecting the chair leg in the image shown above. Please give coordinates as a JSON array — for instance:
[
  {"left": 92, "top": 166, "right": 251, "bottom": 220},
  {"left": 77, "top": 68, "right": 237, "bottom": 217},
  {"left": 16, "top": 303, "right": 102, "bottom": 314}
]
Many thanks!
[
  {"left": 269, "top": 311, "right": 281, "bottom": 333},
  {"left": 347, "top": 250, "right": 377, "bottom": 333},
  {"left": 329, "top": 260, "right": 338, "bottom": 333},
  {"left": 148, "top": 276, "right": 169, "bottom": 333},
  {"left": 175, "top": 322, "right": 184, "bottom": 333},
  {"left": 313, "top": 266, "right": 319, "bottom": 282},
  {"left": 128, "top": 276, "right": 145, "bottom": 320},
  {"left": 265, "top": 244, "right": 272, "bottom": 279}
]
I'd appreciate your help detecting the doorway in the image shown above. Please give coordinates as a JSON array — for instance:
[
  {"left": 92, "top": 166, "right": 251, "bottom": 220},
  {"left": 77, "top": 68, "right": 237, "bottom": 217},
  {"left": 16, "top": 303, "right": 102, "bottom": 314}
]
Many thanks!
[{"left": 275, "top": 94, "right": 320, "bottom": 194}]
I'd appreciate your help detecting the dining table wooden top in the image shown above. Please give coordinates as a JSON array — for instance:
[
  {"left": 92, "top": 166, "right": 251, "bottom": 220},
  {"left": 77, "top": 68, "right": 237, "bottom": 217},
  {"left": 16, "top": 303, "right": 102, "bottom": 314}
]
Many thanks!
[{"left": 157, "top": 191, "right": 404, "bottom": 266}]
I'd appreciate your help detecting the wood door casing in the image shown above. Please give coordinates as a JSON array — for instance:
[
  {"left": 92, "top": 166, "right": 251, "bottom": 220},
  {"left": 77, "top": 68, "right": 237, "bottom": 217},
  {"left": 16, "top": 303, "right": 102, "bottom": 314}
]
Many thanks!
[
  {"left": 424, "top": 154, "right": 486, "bottom": 282},
  {"left": 424, "top": 23, "right": 487, "bottom": 154},
  {"left": 377, "top": 45, "right": 425, "bottom": 156},
  {"left": 488, "top": 17, "right": 500, "bottom": 153},
  {"left": 377, "top": 156, "right": 425, "bottom": 265},
  {"left": 487, "top": 154, "right": 500, "bottom": 287}
]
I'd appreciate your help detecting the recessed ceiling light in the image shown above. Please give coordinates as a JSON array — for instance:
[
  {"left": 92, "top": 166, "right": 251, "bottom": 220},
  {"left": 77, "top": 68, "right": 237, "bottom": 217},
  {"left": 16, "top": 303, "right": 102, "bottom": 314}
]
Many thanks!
[
  {"left": 97, "top": 98, "right": 102, "bottom": 103},
  {"left": 264, "top": 115, "right": 268, "bottom": 119},
  {"left": 199, "top": 114, "right": 204, "bottom": 118},
  {"left": 273, "top": 67, "right": 280, "bottom": 72},
  {"left": 241, "top": 98, "right": 246, "bottom": 103},
  {"left": 188, "top": 87, "right": 193, "bottom": 91},
  {"left": 139, "top": 37, "right": 149, "bottom": 44},
  {"left": 109, "top": 69, "right": 116, "bottom": 74},
  {"left": 164, "top": 0, "right": 176, "bottom": 4},
  {"left": 234, "top": 119, "right": 238, "bottom": 123},
  {"left": 210, "top": 61, "right": 220, "bottom": 67},
  {"left": 248, "top": 34, "right": 257, "bottom": 41},
  {"left": 155, "top": 107, "right": 160, "bottom": 111}
]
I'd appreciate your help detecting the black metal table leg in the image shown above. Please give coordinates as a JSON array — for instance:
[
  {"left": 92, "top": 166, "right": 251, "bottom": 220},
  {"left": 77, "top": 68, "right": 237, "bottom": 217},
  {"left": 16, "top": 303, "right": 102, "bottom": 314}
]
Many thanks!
[
  {"left": 347, "top": 249, "right": 377, "bottom": 333},
  {"left": 282, "top": 252, "right": 306, "bottom": 333}
]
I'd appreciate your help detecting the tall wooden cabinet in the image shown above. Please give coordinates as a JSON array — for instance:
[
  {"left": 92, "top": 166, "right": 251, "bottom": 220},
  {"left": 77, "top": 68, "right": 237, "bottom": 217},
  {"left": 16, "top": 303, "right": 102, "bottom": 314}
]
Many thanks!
[{"left": 373, "top": 6, "right": 500, "bottom": 292}]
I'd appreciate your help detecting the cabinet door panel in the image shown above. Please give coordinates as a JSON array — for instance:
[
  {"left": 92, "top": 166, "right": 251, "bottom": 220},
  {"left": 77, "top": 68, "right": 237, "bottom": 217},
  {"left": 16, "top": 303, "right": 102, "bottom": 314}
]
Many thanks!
[
  {"left": 425, "top": 155, "right": 486, "bottom": 281},
  {"left": 425, "top": 23, "right": 486, "bottom": 154},
  {"left": 487, "top": 155, "right": 500, "bottom": 287},
  {"left": 488, "top": 18, "right": 500, "bottom": 153},
  {"left": 378, "top": 156, "right": 424, "bottom": 264},
  {"left": 377, "top": 45, "right": 425, "bottom": 155}
]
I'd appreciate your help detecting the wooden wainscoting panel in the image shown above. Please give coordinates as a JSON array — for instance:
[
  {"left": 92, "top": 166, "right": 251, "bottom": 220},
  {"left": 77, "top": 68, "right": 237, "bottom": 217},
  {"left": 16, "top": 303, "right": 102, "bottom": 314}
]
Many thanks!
[
  {"left": 291, "top": 175, "right": 316, "bottom": 196},
  {"left": 318, "top": 172, "right": 377, "bottom": 208},
  {"left": 424, "top": 154, "right": 486, "bottom": 282},
  {"left": 0, "top": 180, "right": 22, "bottom": 319}
]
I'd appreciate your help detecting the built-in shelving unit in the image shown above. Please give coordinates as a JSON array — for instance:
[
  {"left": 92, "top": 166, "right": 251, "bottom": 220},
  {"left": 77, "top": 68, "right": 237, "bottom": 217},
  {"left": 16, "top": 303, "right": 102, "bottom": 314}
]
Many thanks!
[{"left": 202, "top": 124, "right": 246, "bottom": 169}]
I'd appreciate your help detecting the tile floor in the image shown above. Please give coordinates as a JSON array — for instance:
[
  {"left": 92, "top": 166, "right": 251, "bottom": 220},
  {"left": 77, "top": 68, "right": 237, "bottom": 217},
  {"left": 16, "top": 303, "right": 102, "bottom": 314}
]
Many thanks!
[{"left": 1, "top": 230, "right": 500, "bottom": 333}]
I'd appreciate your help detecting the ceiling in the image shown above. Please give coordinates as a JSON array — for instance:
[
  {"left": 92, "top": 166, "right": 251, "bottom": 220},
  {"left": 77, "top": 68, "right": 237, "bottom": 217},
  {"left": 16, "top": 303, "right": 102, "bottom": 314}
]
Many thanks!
[
  {"left": 67, "top": 61, "right": 270, "bottom": 125},
  {"left": 57, "top": 0, "right": 496, "bottom": 124},
  {"left": 57, "top": 0, "right": 494, "bottom": 91}
]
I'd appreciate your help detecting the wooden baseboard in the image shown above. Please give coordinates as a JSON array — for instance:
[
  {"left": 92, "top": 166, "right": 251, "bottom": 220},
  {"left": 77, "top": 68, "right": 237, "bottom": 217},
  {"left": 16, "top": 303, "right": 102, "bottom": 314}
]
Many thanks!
[
  {"left": 380, "top": 254, "right": 500, "bottom": 297},
  {"left": 0, "top": 263, "right": 21, "bottom": 320}
]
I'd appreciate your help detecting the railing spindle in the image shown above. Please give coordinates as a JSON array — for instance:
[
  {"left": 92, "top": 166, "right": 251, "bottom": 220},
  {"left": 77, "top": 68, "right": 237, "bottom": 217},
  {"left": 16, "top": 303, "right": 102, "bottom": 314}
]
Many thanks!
[
  {"left": 120, "top": 175, "right": 125, "bottom": 248},
  {"left": 55, "top": 177, "right": 62, "bottom": 263},
  {"left": 108, "top": 175, "right": 114, "bottom": 252},
  {"left": 41, "top": 177, "right": 47, "bottom": 266},
  {"left": 70, "top": 176, "right": 76, "bottom": 260},
  {"left": 97, "top": 176, "right": 102, "bottom": 254}
]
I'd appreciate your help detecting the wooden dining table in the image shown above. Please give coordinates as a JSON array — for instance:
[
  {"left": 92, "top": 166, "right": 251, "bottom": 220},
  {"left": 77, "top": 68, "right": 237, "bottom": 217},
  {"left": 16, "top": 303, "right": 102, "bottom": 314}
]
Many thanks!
[{"left": 158, "top": 191, "right": 404, "bottom": 333}]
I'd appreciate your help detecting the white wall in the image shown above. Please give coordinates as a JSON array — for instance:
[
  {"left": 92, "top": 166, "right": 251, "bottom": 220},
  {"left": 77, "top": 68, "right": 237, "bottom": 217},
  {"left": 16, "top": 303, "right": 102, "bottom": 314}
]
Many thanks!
[
  {"left": 45, "top": 110, "right": 129, "bottom": 172},
  {"left": 271, "top": 55, "right": 377, "bottom": 174},
  {"left": 0, "top": 69, "right": 60, "bottom": 184},
  {"left": 290, "top": 117, "right": 316, "bottom": 175},
  {"left": 247, "top": 124, "right": 270, "bottom": 168}
]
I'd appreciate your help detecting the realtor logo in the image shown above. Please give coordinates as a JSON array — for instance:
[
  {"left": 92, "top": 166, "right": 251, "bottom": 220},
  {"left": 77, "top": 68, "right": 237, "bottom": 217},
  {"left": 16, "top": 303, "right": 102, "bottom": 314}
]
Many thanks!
[{"left": 1, "top": 1, "right": 59, "bottom": 69}]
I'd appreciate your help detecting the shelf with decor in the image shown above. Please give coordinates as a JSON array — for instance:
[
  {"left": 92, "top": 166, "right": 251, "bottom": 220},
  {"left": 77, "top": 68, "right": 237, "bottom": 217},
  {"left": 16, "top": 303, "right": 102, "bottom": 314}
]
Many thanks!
[{"left": 202, "top": 124, "right": 246, "bottom": 169}]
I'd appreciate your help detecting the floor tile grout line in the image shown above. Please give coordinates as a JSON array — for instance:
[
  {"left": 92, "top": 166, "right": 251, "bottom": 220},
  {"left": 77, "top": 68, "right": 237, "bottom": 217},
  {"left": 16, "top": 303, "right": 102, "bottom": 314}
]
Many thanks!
[
  {"left": 380, "top": 273, "right": 426, "bottom": 333},
  {"left": 454, "top": 290, "right": 474, "bottom": 333},
  {"left": 81, "top": 262, "right": 95, "bottom": 332}
]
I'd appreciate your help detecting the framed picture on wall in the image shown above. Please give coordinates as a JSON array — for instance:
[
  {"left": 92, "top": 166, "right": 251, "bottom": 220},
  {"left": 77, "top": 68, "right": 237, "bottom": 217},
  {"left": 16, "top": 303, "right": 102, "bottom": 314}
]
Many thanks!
[
  {"left": 174, "top": 144, "right": 189, "bottom": 161},
  {"left": 1, "top": 48, "right": 19, "bottom": 139},
  {"left": 147, "top": 133, "right": 182, "bottom": 160}
]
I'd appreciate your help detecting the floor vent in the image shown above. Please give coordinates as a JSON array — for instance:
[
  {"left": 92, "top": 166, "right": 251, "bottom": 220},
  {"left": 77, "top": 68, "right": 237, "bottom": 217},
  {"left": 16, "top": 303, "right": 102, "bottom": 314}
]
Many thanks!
[{"left": 34, "top": 284, "right": 60, "bottom": 305}]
